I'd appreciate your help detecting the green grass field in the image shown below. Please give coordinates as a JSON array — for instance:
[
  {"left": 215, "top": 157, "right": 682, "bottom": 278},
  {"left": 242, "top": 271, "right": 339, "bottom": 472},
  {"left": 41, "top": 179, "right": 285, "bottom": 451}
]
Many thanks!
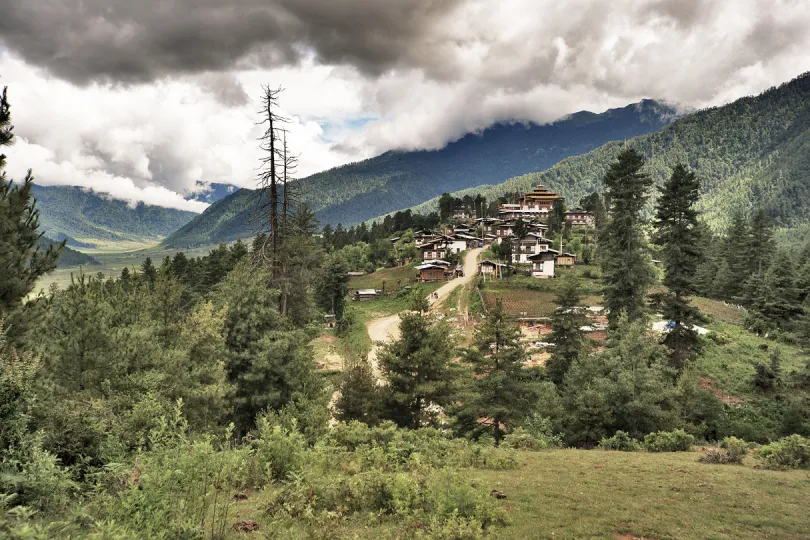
[
  {"left": 219, "top": 449, "right": 810, "bottom": 539},
  {"left": 349, "top": 263, "right": 421, "bottom": 292}
]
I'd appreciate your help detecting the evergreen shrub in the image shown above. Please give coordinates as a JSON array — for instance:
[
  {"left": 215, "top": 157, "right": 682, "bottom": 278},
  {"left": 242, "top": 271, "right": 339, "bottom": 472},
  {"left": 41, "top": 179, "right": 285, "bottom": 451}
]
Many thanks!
[
  {"left": 756, "top": 435, "right": 810, "bottom": 470},
  {"left": 643, "top": 429, "right": 695, "bottom": 452},
  {"left": 598, "top": 431, "right": 641, "bottom": 451}
]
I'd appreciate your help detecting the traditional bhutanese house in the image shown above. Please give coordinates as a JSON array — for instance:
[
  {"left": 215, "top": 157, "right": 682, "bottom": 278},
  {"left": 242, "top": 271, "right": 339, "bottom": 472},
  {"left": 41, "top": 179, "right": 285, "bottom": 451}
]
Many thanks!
[
  {"left": 519, "top": 185, "right": 565, "bottom": 210},
  {"left": 483, "top": 233, "right": 499, "bottom": 245},
  {"left": 555, "top": 252, "right": 576, "bottom": 268},
  {"left": 496, "top": 219, "right": 532, "bottom": 239},
  {"left": 443, "top": 235, "right": 469, "bottom": 254},
  {"left": 474, "top": 217, "right": 502, "bottom": 234},
  {"left": 455, "top": 233, "right": 483, "bottom": 249},
  {"left": 564, "top": 208, "right": 594, "bottom": 228},
  {"left": 512, "top": 233, "right": 554, "bottom": 264},
  {"left": 528, "top": 222, "right": 550, "bottom": 235},
  {"left": 416, "top": 263, "right": 448, "bottom": 283},
  {"left": 452, "top": 208, "right": 470, "bottom": 220},
  {"left": 420, "top": 240, "right": 447, "bottom": 260},
  {"left": 413, "top": 231, "right": 438, "bottom": 246},
  {"left": 498, "top": 203, "right": 548, "bottom": 221},
  {"left": 478, "top": 259, "right": 508, "bottom": 276},
  {"left": 354, "top": 289, "right": 378, "bottom": 301},
  {"left": 528, "top": 249, "right": 559, "bottom": 278}
]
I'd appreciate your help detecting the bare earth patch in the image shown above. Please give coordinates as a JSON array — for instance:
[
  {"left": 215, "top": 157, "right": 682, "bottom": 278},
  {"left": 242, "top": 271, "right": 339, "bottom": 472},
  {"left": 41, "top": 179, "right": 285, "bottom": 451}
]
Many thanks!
[{"left": 699, "top": 376, "right": 743, "bottom": 405}]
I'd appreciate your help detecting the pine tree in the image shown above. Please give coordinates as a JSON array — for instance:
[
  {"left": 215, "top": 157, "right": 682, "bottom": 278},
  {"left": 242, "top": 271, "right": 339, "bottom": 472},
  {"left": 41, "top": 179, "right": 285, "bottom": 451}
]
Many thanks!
[
  {"left": 315, "top": 253, "right": 350, "bottom": 320},
  {"left": 747, "top": 208, "right": 774, "bottom": 276},
  {"left": 599, "top": 148, "right": 655, "bottom": 328},
  {"left": 561, "top": 318, "right": 677, "bottom": 445},
  {"left": 717, "top": 210, "right": 750, "bottom": 300},
  {"left": 548, "top": 199, "right": 566, "bottom": 234},
  {"left": 0, "top": 87, "right": 61, "bottom": 344},
  {"left": 378, "top": 311, "right": 457, "bottom": 429},
  {"left": 745, "top": 252, "right": 803, "bottom": 335},
  {"left": 454, "top": 300, "right": 538, "bottom": 444},
  {"left": 214, "top": 260, "right": 319, "bottom": 434},
  {"left": 546, "top": 275, "right": 590, "bottom": 385},
  {"left": 140, "top": 257, "right": 157, "bottom": 284},
  {"left": 651, "top": 164, "right": 704, "bottom": 371},
  {"left": 335, "top": 359, "right": 382, "bottom": 426}
]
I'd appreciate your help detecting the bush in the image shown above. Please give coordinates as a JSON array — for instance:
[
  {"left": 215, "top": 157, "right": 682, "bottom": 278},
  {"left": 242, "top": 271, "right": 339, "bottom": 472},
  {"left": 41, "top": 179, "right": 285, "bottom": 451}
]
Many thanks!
[
  {"left": 756, "top": 435, "right": 810, "bottom": 470},
  {"left": 643, "top": 429, "right": 695, "bottom": 452},
  {"left": 698, "top": 437, "right": 748, "bottom": 465},
  {"left": 251, "top": 416, "right": 308, "bottom": 483},
  {"left": 598, "top": 431, "right": 641, "bottom": 452},
  {"left": 502, "top": 428, "right": 549, "bottom": 451}
]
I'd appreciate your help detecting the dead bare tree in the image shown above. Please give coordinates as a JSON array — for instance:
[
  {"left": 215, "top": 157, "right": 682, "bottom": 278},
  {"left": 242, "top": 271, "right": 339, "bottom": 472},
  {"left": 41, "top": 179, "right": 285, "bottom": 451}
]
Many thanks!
[
  {"left": 280, "top": 129, "right": 300, "bottom": 234},
  {"left": 256, "top": 86, "right": 289, "bottom": 274}
]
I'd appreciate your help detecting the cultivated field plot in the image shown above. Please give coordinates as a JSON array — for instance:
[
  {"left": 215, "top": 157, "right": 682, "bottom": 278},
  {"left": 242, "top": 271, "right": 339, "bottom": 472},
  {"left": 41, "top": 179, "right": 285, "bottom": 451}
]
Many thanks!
[
  {"left": 482, "top": 286, "right": 602, "bottom": 317},
  {"left": 349, "top": 264, "right": 418, "bottom": 292},
  {"left": 482, "top": 288, "right": 557, "bottom": 317}
]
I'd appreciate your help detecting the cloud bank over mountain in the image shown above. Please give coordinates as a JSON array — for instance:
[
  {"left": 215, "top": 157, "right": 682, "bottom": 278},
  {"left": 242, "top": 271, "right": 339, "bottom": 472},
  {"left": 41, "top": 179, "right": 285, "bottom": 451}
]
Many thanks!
[{"left": 1, "top": 0, "right": 808, "bottom": 210}]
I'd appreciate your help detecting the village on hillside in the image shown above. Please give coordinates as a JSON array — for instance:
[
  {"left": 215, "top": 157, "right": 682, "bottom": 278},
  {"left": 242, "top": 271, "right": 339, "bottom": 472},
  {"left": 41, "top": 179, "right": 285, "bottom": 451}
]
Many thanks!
[{"left": 346, "top": 185, "right": 607, "bottom": 367}]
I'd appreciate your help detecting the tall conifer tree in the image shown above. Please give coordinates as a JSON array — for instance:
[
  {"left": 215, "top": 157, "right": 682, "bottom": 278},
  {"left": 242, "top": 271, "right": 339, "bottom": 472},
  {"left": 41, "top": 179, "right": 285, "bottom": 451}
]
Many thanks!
[
  {"left": 546, "top": 275, "right": 590, "bottom": 384},
  {"left": 652, "top": 165, "right": 704, "bottom": 370},
  {"left": 454, "top": 300, "right": 538, "bottom": 444},
  {"left": 0, "top": 86, "right": 61, "bottom": 344},
  {"left": 599, "top": 148, "right": 654, "bottom": 328}
]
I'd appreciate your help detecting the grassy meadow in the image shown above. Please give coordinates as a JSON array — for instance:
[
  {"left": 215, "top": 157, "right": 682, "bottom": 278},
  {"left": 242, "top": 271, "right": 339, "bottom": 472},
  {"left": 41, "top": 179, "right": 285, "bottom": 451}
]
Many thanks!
[{"left": 213, "top": 448, "right": 810, "bottom": 539}]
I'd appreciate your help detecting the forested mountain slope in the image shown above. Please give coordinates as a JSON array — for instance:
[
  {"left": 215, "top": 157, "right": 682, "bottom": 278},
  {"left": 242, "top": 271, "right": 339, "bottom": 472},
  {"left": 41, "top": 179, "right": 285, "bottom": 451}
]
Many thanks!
[
  {"left": 164, "top": 100, "right": 677, "bottom": 246},
  {"left": 401, "top": 72, "right": 810, "bottom": 231},
  {"left": 32, "top": 184, "right": 197, "bottom": 246},
  {"left": 37, "top": 237, "right": 100, "bottom": 267}
]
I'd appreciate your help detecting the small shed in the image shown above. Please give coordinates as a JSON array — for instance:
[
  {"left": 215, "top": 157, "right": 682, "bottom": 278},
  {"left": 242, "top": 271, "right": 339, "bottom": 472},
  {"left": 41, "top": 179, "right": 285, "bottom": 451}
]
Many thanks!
[
  {"left": 416, "top": 263, "right": 447, "bottom": 283},
  {"left": 478, "top": 259, "right": 507, "bottom": 276},
  {"left": 354, "top": 289, "right": 378, "bottom": 301},
  {"left": 555, "top": 252, "right": 576, "bottom": 268}
]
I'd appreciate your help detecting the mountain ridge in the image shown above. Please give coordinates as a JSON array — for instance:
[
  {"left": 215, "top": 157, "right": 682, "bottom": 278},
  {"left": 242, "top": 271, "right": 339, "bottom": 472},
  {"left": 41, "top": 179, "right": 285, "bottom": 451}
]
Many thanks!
[
  {"left": 163, "top": 99, "right": 677, "bottom": 246},
  {"left": 389, "top": 72, "right": 810, "bottom": 231}
]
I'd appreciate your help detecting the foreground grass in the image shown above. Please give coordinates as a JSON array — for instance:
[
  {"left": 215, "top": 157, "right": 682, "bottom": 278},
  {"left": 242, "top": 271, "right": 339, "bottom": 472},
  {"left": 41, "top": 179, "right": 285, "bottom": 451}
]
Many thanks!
[
  {"left": 221, "top": 449, "right": 810, "bottom": 539},
  {"left": 480, "top": 450, "right": 810, "bottom": 540}
]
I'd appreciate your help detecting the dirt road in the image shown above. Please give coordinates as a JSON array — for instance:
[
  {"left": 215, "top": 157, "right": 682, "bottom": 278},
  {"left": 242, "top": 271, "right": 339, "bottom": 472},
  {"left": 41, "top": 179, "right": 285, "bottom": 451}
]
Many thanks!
[{"left": 366, "top": 248, "right": 483, "bottom": 377}]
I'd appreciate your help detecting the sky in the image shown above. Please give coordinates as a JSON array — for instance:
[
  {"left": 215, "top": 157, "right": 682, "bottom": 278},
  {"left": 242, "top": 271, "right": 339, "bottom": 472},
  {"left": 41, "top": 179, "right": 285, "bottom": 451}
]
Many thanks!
[{"left": 0, "top": 0, "right": 808, "bottom": 213}]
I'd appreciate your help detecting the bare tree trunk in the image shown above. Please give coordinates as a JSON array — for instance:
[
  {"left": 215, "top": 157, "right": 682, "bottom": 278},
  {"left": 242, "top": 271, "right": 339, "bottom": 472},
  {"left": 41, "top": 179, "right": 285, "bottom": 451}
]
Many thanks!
[{"left": 257, "top": 86, "right": 289, "bottom": 277}]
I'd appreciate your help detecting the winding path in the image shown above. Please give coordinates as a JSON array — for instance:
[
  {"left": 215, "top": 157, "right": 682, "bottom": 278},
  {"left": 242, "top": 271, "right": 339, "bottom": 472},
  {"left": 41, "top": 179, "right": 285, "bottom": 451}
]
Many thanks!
[{"left": 366, "top": 248, "right": 483, "bottom": 377}]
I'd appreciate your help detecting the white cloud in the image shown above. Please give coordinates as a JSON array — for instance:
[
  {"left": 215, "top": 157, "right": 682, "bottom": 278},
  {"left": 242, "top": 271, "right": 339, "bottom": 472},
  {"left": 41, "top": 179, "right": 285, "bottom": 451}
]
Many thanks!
[{"left": 1, "top": 0, "right": 809, "bottom": 212}]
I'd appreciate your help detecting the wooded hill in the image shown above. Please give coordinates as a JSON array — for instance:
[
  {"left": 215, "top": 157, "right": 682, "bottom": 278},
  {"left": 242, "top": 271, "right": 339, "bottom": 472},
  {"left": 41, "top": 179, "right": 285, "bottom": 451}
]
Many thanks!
[
  {"left": 401, "top": 72, "right": 810, "bottom": 232},
  {"left": 37, "top": 236, "right": 100, "bottom": 267},
  {"left": 163, "top": 99, "right": 677, "bottom": 247},
  {"left": 31, "top": 184, "right": 197, "bottom": 247}
]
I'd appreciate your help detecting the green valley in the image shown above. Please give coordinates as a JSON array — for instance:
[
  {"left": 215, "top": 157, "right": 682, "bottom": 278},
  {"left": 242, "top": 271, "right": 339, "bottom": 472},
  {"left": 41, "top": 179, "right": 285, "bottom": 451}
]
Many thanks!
[{"left": 31, "top": 184, "right": 197, "bottom": 248}]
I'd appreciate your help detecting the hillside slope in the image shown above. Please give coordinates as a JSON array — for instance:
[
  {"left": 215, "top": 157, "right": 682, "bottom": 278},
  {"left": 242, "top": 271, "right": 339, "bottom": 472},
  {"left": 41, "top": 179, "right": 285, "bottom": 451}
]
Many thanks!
[
  {"left": 400, "top": 72, "right": 810, "bottom": 230},
  {"left": 38, "top": 237, "right": 100, "bottom": 268},
  {"left": 32, "top": 184, "right": 197, "bottom": 247},
  {"left": 164, "top": 100, "right": 676, "bottom": 246}
]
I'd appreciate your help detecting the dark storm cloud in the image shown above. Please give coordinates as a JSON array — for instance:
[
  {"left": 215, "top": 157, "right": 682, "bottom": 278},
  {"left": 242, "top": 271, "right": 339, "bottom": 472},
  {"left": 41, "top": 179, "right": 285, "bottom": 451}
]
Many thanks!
[{"left": 0, "top": 0, "right": 464, "bottom": 87}]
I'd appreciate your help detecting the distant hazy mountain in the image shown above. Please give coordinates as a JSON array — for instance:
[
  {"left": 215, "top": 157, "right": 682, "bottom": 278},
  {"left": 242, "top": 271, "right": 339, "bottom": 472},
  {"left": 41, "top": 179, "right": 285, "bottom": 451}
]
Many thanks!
[
  {"left": 31, "top": 185, "right": 197, "bottom": 246},
  {"left": 38, "top": 237, "right": 100, "bottom": 268},
  {"left": 164, "top": 99, "right": 677, "bottom": 246},
  {"left": 400, "top": 72, "right": 810, "bottom": 232}
]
